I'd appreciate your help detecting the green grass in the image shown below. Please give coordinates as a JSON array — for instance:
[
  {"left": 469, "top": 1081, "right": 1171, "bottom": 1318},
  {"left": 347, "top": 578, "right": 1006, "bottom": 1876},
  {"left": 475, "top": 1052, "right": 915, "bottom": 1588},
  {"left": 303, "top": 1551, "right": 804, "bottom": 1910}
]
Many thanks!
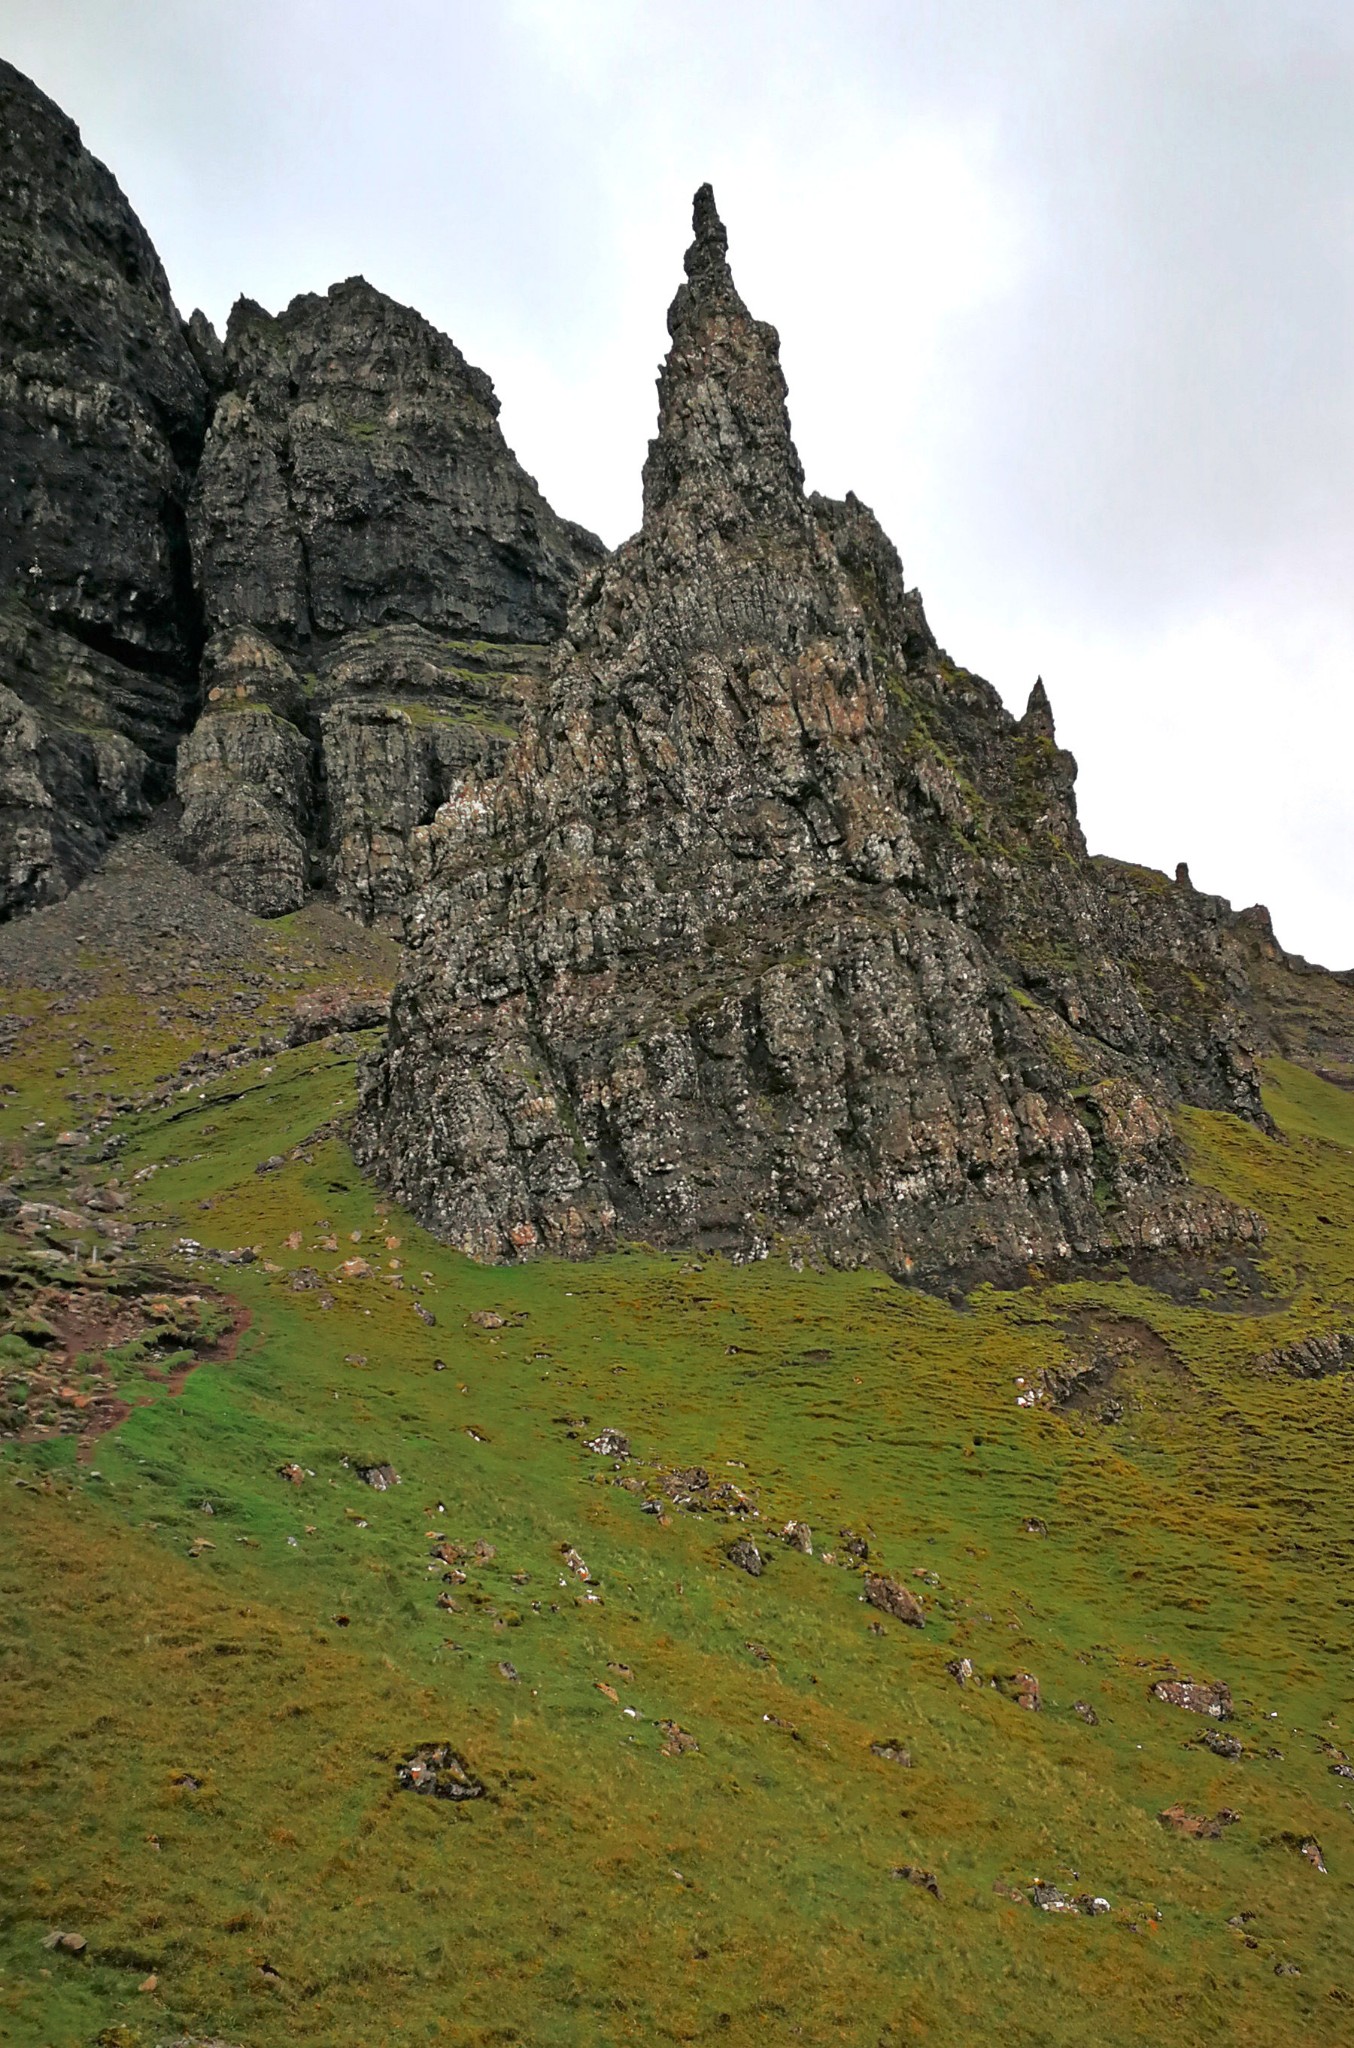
[{"left": 1, "top": 931, "right": 1353, "bottom": 2046}]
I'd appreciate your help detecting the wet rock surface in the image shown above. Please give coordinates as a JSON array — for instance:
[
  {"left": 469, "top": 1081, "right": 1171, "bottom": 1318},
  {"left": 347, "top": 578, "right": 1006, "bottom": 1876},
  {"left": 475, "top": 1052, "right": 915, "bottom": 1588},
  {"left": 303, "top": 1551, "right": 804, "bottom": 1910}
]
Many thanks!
[{"left": 355, "top": 186, "right": 1293, "bottom": 1285}]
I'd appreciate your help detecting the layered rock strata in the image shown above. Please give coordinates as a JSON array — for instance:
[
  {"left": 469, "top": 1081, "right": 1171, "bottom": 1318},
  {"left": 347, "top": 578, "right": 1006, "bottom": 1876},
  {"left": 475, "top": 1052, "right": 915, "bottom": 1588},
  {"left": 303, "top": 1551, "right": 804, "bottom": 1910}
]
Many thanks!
[
  {"left": 0, "top": 60, "right": 209, "bottom": 914},
  {"left": 355, "top": 188, "right": 1269, "bottom": 1282},
  {"left": 178, "top": 279, "right": 603, "bottom": 919}
]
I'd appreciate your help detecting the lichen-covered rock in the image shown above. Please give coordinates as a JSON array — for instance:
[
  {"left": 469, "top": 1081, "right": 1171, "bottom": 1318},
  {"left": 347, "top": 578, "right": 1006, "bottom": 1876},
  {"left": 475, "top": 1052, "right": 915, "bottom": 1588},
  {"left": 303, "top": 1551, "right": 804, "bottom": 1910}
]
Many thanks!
[
  {"left": 191, "top": 278, "right": 603, "bottom": 648},
  {"left": 0, "top": 59, "right": 206, "bottom": 669},
  {"left": 354, "top": 188, "right": 1267, "bottom": 1282}
]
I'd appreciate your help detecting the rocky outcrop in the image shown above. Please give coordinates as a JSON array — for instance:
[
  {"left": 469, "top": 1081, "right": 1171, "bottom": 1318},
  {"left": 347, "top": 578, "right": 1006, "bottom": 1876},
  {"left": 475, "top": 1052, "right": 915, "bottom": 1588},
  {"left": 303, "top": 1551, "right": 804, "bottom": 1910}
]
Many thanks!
[
  {"left": 0, "top": 599, "right": 178, "bottom": 916},
  {"left": 0, "top": 60, "right": 208, "bottom": 915},
  {"left": 176, "top": 277, "right": 603, "bottom": 918},
  {"left": 354, "top": 188, "right": 1269, "bottom": 1283},
  {"left": 312, "top": 626, "right": 548, "bottom": 927},
  {"left": 175, "top": 629, "right": 312, "bottom": 918},
  {"left": 191, "top": 278, "right": 602, "bottom": 646},
  {"left": 0, "top": 59, "right": 207, "bottom": 667}
]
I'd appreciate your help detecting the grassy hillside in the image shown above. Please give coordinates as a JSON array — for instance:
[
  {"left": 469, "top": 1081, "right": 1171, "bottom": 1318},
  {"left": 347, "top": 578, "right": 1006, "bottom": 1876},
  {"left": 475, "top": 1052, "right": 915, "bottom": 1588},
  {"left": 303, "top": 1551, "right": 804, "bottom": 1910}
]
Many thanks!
[{"left": 2, "top": 881, "right": 1352, "bottom": 2047}]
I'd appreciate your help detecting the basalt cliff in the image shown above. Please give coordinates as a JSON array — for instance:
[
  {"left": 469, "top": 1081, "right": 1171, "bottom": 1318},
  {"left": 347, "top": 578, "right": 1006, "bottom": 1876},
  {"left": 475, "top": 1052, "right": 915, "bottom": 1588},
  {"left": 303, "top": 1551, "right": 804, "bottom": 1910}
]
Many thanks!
[
  {"left": 3, "top": 64, "right": 1351, "bottom": 1284},
  {"left": 0, "top": 58, "right": 601, "bottom": 926},
  {"left": 354, "top": 187, "right": 1341, "bottom": 1281}
]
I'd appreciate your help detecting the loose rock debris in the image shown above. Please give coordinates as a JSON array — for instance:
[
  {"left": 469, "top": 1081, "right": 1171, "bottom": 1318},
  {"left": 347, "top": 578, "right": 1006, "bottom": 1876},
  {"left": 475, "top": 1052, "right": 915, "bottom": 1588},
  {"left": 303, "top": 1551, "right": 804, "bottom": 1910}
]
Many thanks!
[
  {"left": 995, "top": 1670, "right": 1041, "bottom": 1711},
  {"left": 584, "top": 1427, "right": 630, "bottom": 1457},
  {"left": 41, "top": 1930, "right": 87, "bottom": 1954},
  {"left": 1073, "top": 1700, "right": 1099, "bottom": 1725},
  {"left": 659, "top": 1720, "right": 699, "bottom": 1757},
  {"left": 863, "top": 1573, "right": 925, "bottom": 1628},
  {"left": 1029, "top": 1884, "right": 1111, "bottom": 1915},
  {"left": 1150, "top": 1677, "right": 1233, "bottom": 1718},
  {"left": 870, "top": 1741, "right": 913, "bottom": 1766},
  {"left": 1159, "top": 1804, "right": 1241, "bottom": 1839},
  {"left": 395, "top": 1743, "right": 485, "bottom": 1800}
]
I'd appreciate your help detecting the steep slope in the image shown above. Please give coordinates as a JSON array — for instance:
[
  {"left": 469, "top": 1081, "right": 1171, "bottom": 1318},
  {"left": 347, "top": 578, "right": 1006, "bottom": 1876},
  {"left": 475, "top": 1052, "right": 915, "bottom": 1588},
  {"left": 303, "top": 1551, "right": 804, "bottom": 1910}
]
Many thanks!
[
  {"left": 180, "top": 280, "right": 605, "bottom": 921},
  {"left": 356, "top": 188, "right": 1286, "bottom": 1283},
  {"left": 0, "top": 59, "right": 208, "bottom": 915}
]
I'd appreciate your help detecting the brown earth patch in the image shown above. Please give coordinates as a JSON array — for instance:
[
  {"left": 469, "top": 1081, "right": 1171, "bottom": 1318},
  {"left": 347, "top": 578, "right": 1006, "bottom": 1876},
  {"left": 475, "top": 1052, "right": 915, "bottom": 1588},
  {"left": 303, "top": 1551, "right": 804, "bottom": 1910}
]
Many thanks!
[{"left": 0, "top": 1254, "right": 248, "bottom": 1456}]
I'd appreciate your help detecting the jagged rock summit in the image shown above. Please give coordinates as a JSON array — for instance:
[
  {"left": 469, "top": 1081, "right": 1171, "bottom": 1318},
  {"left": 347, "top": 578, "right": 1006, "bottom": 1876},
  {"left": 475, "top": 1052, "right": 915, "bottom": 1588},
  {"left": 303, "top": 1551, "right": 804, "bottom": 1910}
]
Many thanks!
[
  {"left": 354, "top": 187, "right": 1269, "bottom": 1282},
  {"left": 179, "top": 276, "right": 604, "bottom": 923},
  {"left": 0, "top": 57, "right": 603, "bottom": 926}
]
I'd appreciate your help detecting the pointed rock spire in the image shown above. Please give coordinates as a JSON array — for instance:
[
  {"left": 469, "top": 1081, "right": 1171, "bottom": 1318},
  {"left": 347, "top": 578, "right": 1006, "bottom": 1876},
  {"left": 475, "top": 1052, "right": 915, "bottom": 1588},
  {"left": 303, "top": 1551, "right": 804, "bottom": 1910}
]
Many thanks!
[
  {"left": 640, "top": 184, "right": 806, "bottom": 534},
  {"left": 1021, "top": 676, "right": 1057, "bottom": 741}
]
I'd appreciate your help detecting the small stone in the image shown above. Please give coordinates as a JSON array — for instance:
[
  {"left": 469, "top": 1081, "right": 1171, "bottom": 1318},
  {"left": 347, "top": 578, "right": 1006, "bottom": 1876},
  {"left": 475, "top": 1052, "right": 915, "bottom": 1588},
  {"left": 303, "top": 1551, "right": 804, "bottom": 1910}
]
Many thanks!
[
  {"left": 1073, "top": 1700, "right": 1099, "bottom": 1725},
  {"left": 946, "top": 1657, "right": 975, "bottom": 1686},
  {"left": 1150, "top": 1676, "right": 1232, "bottom": 1719},
  {"left": 1158, "top": 1803, "right": 1240, "bottom": 1839},
  {"left": 395, "top": 1742, "right": 485, "bottom": 1800},
  {"left": 414, "top": 1303, "right": 436, "bottom": 1325},
  {"left": 497, "top": 1660, "right": 519, "bottom": 1682},
  {"left": 1030, "top": 1883, "right": 1075, "bottom": 1912},
  {"left": 584, "top": 1428, "right": 630, "bottom": 1457},
  {"left": 470, "top": 1310, "right": 506, "bottom": 1329},
  {"left": 869, "top": 1740, "right": 912, "bottom": 1766},
  {"left": 355, "top": 1462, "right": 399, "bottom": 1490},
  {"left": 727, "top": 1536, "right": 763, "bottom": 1576},
  {"left": 781, "top": 1519, "right": 813, "bottom": 1553},
  {"left": 1200, "top": 1729, "right": 1243, "bottom": 1760},
  {"left": 659, "top": 1720, "right": 698, "bottom": 1756},
  {"left": 995, "top": 1670, "right": 1040, "bottom": 1711},
  {"left": 1301, "top": 1837, "right": 1327, "bottom": 1873},
  {"left": 891, "top": 1865, "right": 940, "bottom": 1897},
  {"left": 839, "top": 1528, "right": 869, "bottom": 1562},
  {"left": 864, "top": 1573, "right": 925, "bottom": 1628}
]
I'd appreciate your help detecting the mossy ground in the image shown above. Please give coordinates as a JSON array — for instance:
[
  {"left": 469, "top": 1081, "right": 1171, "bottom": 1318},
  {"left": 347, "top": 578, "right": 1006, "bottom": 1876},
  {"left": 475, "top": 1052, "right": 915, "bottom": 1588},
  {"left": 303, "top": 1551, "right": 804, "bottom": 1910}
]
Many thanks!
[{"left": 1, "top": 910, "right": 1352, "bottom": 2047}]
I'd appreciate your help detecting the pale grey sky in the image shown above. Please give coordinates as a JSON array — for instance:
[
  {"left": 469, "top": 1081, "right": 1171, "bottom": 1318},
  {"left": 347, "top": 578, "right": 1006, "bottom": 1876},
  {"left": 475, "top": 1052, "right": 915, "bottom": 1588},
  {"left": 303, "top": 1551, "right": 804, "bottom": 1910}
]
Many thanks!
[{"left": 4, "top": 0, "right": 1351, "bottom": 964}]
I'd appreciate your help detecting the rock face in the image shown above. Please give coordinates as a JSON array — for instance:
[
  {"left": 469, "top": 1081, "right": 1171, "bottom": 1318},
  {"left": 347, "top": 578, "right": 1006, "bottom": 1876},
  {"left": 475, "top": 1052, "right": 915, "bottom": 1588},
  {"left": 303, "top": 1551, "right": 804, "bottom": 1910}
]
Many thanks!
[
  {"left": 354, "top": 187, "right": 1272, "bottom": 1283},
  {"left": 179, "top": 278, "right": 603, "bottom": 919},
  {"left": 0, "top": 60, "right": 208, "bottom": 915},
  {"left": 192, "top": 277, "right": 602, "bottom": 648}
]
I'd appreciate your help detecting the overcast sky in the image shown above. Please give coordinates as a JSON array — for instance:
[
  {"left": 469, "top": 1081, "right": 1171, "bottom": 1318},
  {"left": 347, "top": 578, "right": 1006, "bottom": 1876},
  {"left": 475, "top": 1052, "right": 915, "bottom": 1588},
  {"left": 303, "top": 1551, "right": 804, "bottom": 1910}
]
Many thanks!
[{"left": 4, "top": 0, "right": 1351, "bottom": 964}]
